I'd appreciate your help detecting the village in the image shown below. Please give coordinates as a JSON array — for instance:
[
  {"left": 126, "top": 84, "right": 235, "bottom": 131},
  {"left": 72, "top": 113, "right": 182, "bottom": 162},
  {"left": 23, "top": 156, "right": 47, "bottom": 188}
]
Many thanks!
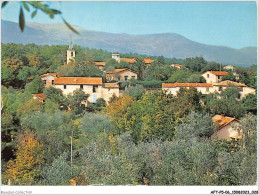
[{"left": 34, "top": 41, "right": 256, "bottom": 141}]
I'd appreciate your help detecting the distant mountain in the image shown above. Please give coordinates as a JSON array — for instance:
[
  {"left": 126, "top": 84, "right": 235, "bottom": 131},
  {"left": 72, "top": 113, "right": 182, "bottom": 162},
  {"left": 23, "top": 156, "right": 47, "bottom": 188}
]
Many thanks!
[{"left": 1, "top": 20, "right": 257, "bottom": 66}]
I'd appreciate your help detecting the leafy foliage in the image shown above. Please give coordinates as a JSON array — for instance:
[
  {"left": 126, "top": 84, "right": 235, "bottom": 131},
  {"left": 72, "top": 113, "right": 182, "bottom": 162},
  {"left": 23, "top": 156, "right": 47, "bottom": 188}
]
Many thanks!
[{"left": 4, "top": 132, "right": 44, "bottom": 185}]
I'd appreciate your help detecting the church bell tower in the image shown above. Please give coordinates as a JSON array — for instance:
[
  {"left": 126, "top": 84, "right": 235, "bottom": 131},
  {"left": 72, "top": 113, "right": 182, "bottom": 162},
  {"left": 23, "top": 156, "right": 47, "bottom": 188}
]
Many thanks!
[{"left": 67, "top": 39, "right": 75, "bottom": 64}]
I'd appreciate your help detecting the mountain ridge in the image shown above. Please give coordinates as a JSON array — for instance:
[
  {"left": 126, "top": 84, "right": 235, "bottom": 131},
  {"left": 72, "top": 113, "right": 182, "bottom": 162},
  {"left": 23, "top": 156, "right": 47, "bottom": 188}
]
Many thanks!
[{"left": 1, "top": 20, "right": 256, "bottom": 66}]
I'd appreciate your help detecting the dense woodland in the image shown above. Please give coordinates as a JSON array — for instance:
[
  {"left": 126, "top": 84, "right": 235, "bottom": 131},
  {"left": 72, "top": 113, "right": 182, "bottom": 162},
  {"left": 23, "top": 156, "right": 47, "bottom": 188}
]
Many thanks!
[{"left": 1, "top": 43, "right": 257, "bottom": 185}]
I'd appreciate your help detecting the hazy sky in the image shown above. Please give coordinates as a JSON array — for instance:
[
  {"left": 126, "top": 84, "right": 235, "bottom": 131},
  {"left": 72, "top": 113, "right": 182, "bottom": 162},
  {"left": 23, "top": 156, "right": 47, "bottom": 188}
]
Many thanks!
[{"left": 1, "top": 1, "right": 257, "bottom": 49}]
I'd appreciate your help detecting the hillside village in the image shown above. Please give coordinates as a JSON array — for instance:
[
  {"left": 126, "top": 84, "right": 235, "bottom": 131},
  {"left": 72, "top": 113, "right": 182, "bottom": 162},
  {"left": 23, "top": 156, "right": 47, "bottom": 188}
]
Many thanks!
[
  {"left": 37, "top": 42, "right": 256, "bottom": 140},
  {"left": 1, "top": 42, "right": 257, "bottom": 186}
]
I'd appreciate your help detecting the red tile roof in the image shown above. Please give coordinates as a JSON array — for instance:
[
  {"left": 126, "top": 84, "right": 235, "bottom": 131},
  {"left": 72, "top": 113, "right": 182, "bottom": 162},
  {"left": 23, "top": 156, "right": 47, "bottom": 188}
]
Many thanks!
[
  {"left": 33, "top": 93, "right": 46, "bottom": 100},
  {"left": 94, "top": 62, "right": 106, "bottom": 66},
  {"left": 162, "top": 83, "right": 213, "bottom": 88},
  {"left": 40, "top": 73, "right": 57, "bottom": 78},
  {"left": 120, "top": 58, "right": 136, "bottom": 63},
  {"left": 103, "top": 83, "right": 119, "bottom": 88},
  {"left": 143, "top": 58, "right": 155, "bottom": 64},
  {"left": 54, "top": 77, "right": 102, "bottom": 85},
  {"left": 213, "top": 80, "right": 247, "bottom": 87},
  {"left": 106, "top": 68, "right": 138, "bottom": 74},
  {"left": 209, "top": 71, "right": 228, "bottom": 76},
  {"left": 212, "top": 115, "right": 238, "bottom": 130}
]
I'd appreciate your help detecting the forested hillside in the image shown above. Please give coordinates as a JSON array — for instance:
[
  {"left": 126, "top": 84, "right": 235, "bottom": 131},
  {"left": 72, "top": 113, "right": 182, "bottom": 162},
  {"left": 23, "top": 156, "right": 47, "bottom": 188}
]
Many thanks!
[{"left": 1, "top": 43, "right": 257, "bottom": 185}]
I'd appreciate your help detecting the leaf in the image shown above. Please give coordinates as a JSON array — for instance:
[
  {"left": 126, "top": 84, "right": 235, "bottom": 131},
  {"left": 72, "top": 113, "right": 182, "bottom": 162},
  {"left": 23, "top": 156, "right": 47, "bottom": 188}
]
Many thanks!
[
  {"left": 1, "top": 1, "right": 8, "bottom": 8},
  {"left": 61, "top": 17, "right": 79, "bottom": 35},
  {"left": 50, "top": 9, "right": 62, "bottom": 15},
  {"left": 19, "top": 6, "right": 25, "bottom": 32},
  {"left": 22, "top": 2, "right": 30, "bottom": 11},
  {"left": 31, "top": 10, "right": 37, "bottom": 18}
]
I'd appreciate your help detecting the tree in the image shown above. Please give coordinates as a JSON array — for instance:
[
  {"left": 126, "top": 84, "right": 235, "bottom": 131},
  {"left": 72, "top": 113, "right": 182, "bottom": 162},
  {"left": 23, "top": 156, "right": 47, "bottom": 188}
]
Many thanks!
[
  {"left": 95, "top": 98, "right": 106, "bottom": 111},
  {"left": 106, "top": 95, "right": 134, "bottom": 135},
  {"left": 170, "top": 88, "right": 202, "bottom": 119},
  {"left": 104, "top": 58, "right": 118, "bottom": 71},
  {"left": 67, "top": 89, "right": 89, "bottom": 114},
  {"left": 41, "top": 153, "right": 71, "bottom": 185},
  {"left": 132, "top": 59, "right": 145, "bottom": 80},
  {"left": 201, "top": 62, "right": 220, "bottom": 72},
  {"left": 176, "top": 112, "right": 215, "bottom": 140},
  {"left": 20, "top": 111, "right": 73, "bottom": 163},
  {"left": 1, "top": 65, "right": 15, "bottom": 87},
  {"left": 3, "top": 58, "right": 23, "bottom": 74},
  {"left": 81, "top": 112, "right": 114, "bottom": 136},
  {"left": 17, "top": 98, "right": 43, "bottom": 118},
  {"left": 57, "top": 62, "right": 102, "bottom": 77},
  {"left": 242, "top": 94, "right": 257, "bottom": 114},
  {"left": 44, "top": 99, "right": 59, "bottom": 114},
  {"left": 25, "top": 76, "right": 44, "bottom": 94},
  {"left": 183, "top": 56, "right": 207, "bottom": 72},
  {"left": 17, "top": 66, "right": 39, "bottom": 86},
  {"left": 204, "top": 88, "right": 245, "bottom": 118},
  {"left": 124, "top": 84, "right": 145, "bottom": 100},
  {"left": 167, "top": 69, "right": 192, "bottom": 83},
  {"left": 44, "top": 86, "right": 64, "bottom": 105},
  {"left": 4, "top": 131, "right": 44, "bottom": 185}
]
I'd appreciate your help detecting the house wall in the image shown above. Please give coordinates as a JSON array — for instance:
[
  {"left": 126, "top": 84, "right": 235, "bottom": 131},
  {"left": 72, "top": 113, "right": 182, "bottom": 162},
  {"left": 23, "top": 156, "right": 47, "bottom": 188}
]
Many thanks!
[
  {"left": 202, "top": 72, "right": 223, "bottom": 83},
  {"left": 211, "top": 121, "right": 241, "bottom": 140},
  {"left": 106, "top": 74, "right": 116, "bottom": 81},
  {"left": 118, "top": 71, "right": 138, "bottom": 81},
  {"left": 54, "top": 84, "right": 102, "bottom": 103},
  {"left": 240, "top": 87, "right": 256, "bottom": 98},
  {"left": 41, "top": 75, "right": 55, "bottom": 88},
  {"left": 101, "top": 88, "right": 120, "bottom": 102},
  {"left": 163, "top": 86, "right": 214, "bottom": 96}
]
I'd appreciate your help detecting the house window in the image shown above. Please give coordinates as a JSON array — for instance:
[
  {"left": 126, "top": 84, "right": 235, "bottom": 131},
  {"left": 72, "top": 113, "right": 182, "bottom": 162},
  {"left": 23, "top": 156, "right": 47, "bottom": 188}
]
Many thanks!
[
  {"left": 80, "top": 84, "right": 83, "bottom": 89},
  {"left": 124, "top": 76, "right": 128, "bottom": 81},
  {"left": 219, "top": 87, "right": 222, "bottom": 91},
  {"left": 64, "top": 85, "right": 66, "bottom": 89},
  {"left": 207, "top": 74, "right": 209, "bottom": 78},
  {"left": 132, "top": 76, "right": 136, "bottom": 79},
  {"left": 52, "top": 80, "right": 54, "bottom": 85},
  {"left": 206, "top": 87, "right": 209, "bottom": 92},
  {"left": 239, "top": 87, "right": 243, "bottom": 92},
  {"left": 218, "top": 76, "right": 221, "bottom": 79},
  {"left": 118, "top": 76, "right": 121, "bottom": 81},
  {"left": 43, "top": 80, "right": 47, "bottom": 85},
  {"left": 93, "top": 85, "right": 98, "bottom": 93},
  {"left": 71, "top": 52, "right": 73, "bottom": 56}
]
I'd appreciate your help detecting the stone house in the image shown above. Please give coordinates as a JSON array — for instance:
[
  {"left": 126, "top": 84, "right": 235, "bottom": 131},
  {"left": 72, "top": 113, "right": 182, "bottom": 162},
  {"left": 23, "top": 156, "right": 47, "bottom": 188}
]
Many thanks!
[
  {"left": 106, "top": 68, "right": 138, "bottom": 82},
  {"left": 40, "top": 73, "right": 57, "bottom": 88},
  {"left": 202, "top": 71, "right": 228, "bottom": 83},
  {"left": 162, "top": 83, "right": 213, "bottom": 96},
  {"left": 211, "top": 115, "right": 242, "bottom": 140}
]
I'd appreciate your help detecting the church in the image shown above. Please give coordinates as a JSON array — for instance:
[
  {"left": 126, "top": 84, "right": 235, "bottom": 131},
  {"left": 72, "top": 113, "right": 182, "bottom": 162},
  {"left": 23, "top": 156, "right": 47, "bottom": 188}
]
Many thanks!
[{"left": 40, "top": 41, "right": 120, "bottom": 104}]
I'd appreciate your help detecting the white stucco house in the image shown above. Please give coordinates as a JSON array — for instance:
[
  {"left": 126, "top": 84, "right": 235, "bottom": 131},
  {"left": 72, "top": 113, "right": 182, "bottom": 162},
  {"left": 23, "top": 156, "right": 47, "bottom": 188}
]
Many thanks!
[
  {"left": 162, "top": 83, "right": 213, "bottom": 96},
  {"left": 202, "top": 71, "right": 228, "bottom": 83}
]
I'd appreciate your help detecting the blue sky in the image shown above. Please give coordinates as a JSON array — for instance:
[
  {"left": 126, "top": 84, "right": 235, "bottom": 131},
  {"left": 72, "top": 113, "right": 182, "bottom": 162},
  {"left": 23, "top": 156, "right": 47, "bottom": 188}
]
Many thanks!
[{"left": 1, "top": 1, "right": 257, "bottom": 49}]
